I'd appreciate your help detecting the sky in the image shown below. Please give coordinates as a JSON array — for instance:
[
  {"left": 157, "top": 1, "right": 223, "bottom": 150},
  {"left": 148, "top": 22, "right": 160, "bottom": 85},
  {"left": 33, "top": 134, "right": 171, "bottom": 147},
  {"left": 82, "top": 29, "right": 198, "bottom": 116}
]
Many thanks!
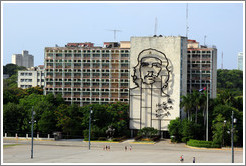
[{"left": 2, "top": 2, "right": 244, "bottom": 69}]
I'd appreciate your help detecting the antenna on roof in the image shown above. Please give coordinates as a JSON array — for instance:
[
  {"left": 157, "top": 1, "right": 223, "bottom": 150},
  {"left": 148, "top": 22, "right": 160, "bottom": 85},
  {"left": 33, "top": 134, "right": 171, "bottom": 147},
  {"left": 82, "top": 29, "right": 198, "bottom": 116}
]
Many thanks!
[
  {"left": 186, "top": 3, "right": 189, "bottom": 38},
  {"left": 154, "top": 17, "right": 158, "bottom": 36},
  {"left": 106, "top": 29, "right": 122, "bottom": 41}
]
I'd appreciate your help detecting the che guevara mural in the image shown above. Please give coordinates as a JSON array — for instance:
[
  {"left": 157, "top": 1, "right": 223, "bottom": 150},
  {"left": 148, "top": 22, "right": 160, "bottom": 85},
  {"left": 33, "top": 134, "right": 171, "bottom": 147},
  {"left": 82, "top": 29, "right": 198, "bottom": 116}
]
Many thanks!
[{"left": 129, "top": 37, "right": 187, "bottom": 134}]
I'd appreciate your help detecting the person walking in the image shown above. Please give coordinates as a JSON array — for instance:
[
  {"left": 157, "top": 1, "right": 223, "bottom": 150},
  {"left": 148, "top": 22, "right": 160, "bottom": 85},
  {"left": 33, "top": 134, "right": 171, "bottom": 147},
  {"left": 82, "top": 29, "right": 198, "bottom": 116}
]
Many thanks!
[
  {"left": 129, "top": 145, "right": 132, "bottom": 151},
  {"left": 180, "top": 155, "right": 184, "bottom": 163},
  {"left": 125, "top": 146, "right": 127, "bottom": 151},
  {"left": 193, "top": 157, "right": 196, "bottom": 163}
]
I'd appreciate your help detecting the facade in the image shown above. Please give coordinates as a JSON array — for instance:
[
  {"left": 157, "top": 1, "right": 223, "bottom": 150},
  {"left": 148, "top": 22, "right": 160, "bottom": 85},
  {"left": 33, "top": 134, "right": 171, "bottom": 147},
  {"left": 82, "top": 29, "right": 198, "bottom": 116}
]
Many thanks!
[
  {"left": 187, "top": 39, "right": 217, "bottom": 98},
  {"left": 44, "top": 42, "right": 130, "bottom": 105},
  {"left": 129, "top": 36, "right": 187, "bottom": 135},
  {"left": 12, "top": 50, "right": 34, "bottom": 68},
  {"left": 18, "top": 65, "right": 45, "bottom": 89},
  {"left": 237, "top": 52, "right": 243, "bottom": 71}
]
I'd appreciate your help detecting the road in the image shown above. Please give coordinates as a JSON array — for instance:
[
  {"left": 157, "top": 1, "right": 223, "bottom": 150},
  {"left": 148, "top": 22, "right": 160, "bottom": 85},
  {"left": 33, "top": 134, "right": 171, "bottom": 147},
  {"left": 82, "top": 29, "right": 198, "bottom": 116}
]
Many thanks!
[{"left": 3, "top": 139, "right": 244, "bottom": 164}]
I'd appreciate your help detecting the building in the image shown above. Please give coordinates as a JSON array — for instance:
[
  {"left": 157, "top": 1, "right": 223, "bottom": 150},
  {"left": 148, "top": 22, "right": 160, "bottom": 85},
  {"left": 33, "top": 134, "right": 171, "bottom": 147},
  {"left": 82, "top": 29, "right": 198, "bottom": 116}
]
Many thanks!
[
  {"left": 3, "top": 74, "right": 9, "bottom": 79},
  {"left": 129, "top": 36, "right": 187, "bottom": 136},
  {"left": 237, "top": 52, "right": 243, "bottom": 71},
  {"left": 18, "top": 65, "right": 45, "bottom": 89},
  {"left": 44, "top": 42, "right": 130, "bottom": 105},
  {"left": 187, "top": 39, "right": 217, "bottom": 98},
  {"left": 12, "top": 50, "right": 34, "bottom": 68}
]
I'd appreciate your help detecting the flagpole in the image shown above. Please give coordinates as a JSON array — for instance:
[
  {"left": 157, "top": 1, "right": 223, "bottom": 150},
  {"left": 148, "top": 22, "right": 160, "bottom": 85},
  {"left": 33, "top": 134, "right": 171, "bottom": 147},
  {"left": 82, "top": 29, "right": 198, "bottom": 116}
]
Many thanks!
[{"left": 206, "top": 84, "right": 208, "bottom": 141}]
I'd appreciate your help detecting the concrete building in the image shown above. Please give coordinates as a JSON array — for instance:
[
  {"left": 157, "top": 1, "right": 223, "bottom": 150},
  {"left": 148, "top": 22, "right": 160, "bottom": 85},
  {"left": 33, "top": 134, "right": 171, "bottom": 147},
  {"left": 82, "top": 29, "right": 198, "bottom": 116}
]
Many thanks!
[
  {"left": 44, "top": 42, "right": 130, "bottom": 105},
  {"left": 187, "top": 39, "right": 217, "bottom": 98},
  {"left": 237, "top": 52, "right": 243, "bottom": 71},
  {"left": 12, "top": 50, "right": 34, "bottom": 68},
  {"left": 129, "top": 36, "right": 187, "bottom": 136},
  {"left": 18, "top": 65, "right": 45, "bottom": 89}
]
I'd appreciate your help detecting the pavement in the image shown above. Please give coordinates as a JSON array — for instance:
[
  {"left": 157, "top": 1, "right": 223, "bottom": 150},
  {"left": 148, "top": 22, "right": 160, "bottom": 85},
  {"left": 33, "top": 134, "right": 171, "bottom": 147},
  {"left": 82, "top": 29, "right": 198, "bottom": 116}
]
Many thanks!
[{"left": 2, "top": 138, "right": 244, "bottom": 164}]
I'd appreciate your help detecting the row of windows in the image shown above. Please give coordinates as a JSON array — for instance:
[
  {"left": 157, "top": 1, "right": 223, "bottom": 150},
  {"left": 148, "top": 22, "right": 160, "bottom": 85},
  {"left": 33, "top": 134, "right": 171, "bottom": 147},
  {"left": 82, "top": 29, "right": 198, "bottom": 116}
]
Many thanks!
[
  {"left": 46, "top": 59, "right": 129, "bottom": 63},
  {"left": 20, "top": 73, "right": 32, "bottom": 76},
  {"left": 47, "top": 53, "right": 129, "bottom": 58},
  {"left": 46, "top": 88, "right": 129, "bottom": 92},
  {"left": 46, "top": 69, "right": 129, "bottom": 73},
  {"left": 47, "top": 50, "right": 129, "bottom": 53},
  {"left": 20, "top": 79, "right": 32, "bottom": 82}
]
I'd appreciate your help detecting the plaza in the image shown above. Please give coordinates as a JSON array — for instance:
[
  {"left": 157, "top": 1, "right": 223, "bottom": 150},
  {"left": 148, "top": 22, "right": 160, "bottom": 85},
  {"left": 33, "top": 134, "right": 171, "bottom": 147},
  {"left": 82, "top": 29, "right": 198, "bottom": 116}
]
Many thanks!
[{"left": 3, "top": 139, "right": 243, "bottom": 164}]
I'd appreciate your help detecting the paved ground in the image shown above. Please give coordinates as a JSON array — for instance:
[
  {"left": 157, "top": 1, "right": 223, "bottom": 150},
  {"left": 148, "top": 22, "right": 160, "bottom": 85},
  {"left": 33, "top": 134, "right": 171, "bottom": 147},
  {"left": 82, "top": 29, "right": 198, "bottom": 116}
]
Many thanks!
[{"left": 2, "top": 139, "right": 244, "bottom": 164}]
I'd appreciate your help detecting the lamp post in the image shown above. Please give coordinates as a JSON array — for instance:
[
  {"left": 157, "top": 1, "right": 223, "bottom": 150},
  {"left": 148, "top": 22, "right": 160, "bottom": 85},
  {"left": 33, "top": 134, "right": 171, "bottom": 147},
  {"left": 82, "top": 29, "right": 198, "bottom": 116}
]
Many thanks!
[
  {"left": 231, "top": 110, "right": 237, "bottom": 163},
  {"left": 31, "top": 106, "right": 35, "bottom": 159},
  {"left": 222, "top": 120, "right": 226, "bottom": 147},
  {"left": 88, "top": 107, "right": 93, "bottom": 150}
]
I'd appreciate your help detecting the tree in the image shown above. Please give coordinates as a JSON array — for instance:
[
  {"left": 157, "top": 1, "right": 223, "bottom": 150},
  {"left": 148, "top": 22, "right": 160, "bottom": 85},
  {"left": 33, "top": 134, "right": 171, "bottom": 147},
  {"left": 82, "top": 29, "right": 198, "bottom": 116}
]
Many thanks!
[
  {"left": 3, "top": 63, "right": 26, "bottom": 77},
  {"left": 212, "top": 114, "right": 229, "bottom": 146},
  {"left": 138, "top": 127, "right": 158, "bottom": 138},
  {"left": 168, "top": 118, "right": 182, "bottom": 142},
  {"left": 3, "top": 103, "right": 27, "bottom": 135},
  {"left": 180, "top": 93, "right": 193, "bottom": 121}
]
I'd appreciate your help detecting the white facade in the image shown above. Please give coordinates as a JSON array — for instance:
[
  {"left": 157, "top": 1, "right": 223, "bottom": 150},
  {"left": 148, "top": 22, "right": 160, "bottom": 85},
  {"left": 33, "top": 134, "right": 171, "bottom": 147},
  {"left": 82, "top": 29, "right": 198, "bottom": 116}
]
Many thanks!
[
  {"left": 18, "top": 66, "right": 45, "bottom": 89},
  {"left": 12, "top": 50, "right": 34, "bottom": 68},
  {"left": 237, "top": 52, "right": 243, "bottom": 71},
  {"left": 129, "top": 36, "right": 187, "bottom": 132}
]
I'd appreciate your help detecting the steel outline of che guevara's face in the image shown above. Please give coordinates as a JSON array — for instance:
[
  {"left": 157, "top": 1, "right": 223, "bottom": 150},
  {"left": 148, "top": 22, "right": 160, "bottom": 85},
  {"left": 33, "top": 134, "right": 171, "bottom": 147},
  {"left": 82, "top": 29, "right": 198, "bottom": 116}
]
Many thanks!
[{"left": 139, "top": 56, "right": 162, "bottom": 85}]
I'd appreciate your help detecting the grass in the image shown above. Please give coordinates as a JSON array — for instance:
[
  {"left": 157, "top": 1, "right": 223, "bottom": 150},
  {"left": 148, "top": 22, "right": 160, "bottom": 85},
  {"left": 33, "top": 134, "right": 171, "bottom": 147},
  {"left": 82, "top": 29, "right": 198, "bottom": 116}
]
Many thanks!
[{"left": 3, "top": 144, "right": 22, "bottom": 148}]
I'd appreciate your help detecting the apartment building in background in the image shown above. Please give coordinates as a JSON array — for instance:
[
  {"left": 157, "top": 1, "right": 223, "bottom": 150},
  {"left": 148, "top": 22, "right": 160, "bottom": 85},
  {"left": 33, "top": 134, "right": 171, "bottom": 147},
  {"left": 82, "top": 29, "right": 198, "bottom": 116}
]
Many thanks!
[
  {"left": 12, "top": 50, "right": 34, "bottom": 68},
  {"left": 44, "top": 42, "right": 130, "bottom": 105},
  {"left": 187, "top": 39, "right": 217, "bottom": 98},
  {"left": 237, "top": 52, "right": 243, "bottom": 71},
  {"left": 18, "top": 65, "right": 45, "bottom": 89}
]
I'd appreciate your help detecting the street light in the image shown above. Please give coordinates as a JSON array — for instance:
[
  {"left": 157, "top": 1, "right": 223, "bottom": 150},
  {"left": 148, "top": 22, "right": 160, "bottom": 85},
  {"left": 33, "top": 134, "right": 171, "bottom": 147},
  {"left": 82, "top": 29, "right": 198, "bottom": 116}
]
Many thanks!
[
  {"left": 88, "top": 107, "right": 93, "bottom": 150},
  {"left": 31, "top": 106, "right": 36, "bottom": 159},
  {"left": 231, "top": 110, "right": 237, "bottom": 163},
  {"left": 222, "top": 120, "right": 226, "bottom": 147}
]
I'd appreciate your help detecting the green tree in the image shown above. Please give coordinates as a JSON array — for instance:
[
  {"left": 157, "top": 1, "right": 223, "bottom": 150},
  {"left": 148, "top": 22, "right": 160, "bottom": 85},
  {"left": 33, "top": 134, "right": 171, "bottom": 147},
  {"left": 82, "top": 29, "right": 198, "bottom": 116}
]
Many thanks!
[
  {"left": 212, "top": 114, "right": 229, "bottom": 146},
  {"left": 3, "top": 103, "right": 27, "bottom": 136},
  {"left": 3, "top": 63, "right": 26, "bottom": 77},
  {"left": 138, "top": 127, "right": 158, "bottom": 138},
  {"left": 180, "top": 93, "right": 193, "bottom": 121},
  {"left": 168, "top": 118, "right": 182, "bottom": 142}
]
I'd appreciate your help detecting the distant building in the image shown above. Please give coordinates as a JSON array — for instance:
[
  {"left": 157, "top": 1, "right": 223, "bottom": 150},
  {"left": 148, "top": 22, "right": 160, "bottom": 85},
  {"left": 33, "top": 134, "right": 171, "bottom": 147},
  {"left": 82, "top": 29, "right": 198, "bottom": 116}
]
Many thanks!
[
  {"left": 44, "top": 42, "right": 130, "bottom": 105},
  {"left": 18, "top": 65, "right": 45, "bottom": 89},
  {"left": 187, "top": 39, "right": 217, "bottom": 98},
  {"left": 12, "top": 50, "right": 34, "bottom": 68},
  {"left": 237, "top": 52, "right": 243, "bottom": 71},
  {"left": 3, "top": 74, "right": 9, "bottom": 79}
]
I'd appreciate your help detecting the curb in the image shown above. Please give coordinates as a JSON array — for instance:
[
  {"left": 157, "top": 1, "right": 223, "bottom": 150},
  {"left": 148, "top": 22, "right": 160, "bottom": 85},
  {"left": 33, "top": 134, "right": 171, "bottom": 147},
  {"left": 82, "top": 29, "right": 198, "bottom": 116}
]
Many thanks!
[
  {"left": 130, "top": 142, "right": 156, "bottom": 144},
  {"left": 185, "top": 145, "right": 243, "bottom": 151},
  {"left": 83, "top": 141, "right": 121, "bottom": 143},
  {"left": 3, "top": 137, "right": 55, "bottom": 141}
]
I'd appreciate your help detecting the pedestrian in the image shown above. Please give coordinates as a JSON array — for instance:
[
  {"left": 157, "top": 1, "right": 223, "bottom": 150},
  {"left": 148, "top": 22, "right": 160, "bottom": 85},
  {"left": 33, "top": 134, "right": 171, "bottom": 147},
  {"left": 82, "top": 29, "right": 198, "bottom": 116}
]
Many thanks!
[
  {"left": 180, "top": 155, "right": 184, "bottom": 163},
  {"left": 105, "top": 145, "right": 108, "bottom": 151},
  {"left": 125, "top": 146, "right": 127, "bottom": 151},
  {"left": 129, "top": 145, "right": 132, "bottom": 151},
  {"left": 108, "top": 145, "right": 110, "bottom": 151},
  {"left": 193, "top": 157, "right": 195, "bottom": 163}
]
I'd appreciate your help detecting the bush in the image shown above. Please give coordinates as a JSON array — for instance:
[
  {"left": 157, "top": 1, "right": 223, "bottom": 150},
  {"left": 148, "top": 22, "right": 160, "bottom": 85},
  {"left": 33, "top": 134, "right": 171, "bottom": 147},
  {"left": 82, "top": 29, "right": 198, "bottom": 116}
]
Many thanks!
[
  {"left": 187, "top": 139, "right": 221, "bottom": 148},
  {"left": 112, "top": 137, "right": 121, "bottom": 141},
  {"left": 98, "top": 137, "right": 107, "bottom": 141},
  {"left": 134, "top": 135, "right": 143, "bottom": 141},
  {"left": 151, "top": 136, "right": 160, "bottom": 142}
]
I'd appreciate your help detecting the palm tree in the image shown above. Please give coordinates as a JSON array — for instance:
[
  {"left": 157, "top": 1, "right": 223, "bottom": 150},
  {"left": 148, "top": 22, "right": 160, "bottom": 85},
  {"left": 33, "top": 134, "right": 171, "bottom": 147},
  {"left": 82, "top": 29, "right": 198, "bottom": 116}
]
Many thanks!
[{"left": 180, "top": 93, "right": 193, "bottom": 121}]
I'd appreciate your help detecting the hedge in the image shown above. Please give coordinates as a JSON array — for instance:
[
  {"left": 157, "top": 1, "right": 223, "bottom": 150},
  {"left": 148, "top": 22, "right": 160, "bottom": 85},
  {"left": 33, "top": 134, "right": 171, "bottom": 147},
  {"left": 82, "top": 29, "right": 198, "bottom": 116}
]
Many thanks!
[{"left": 187, "top": 139, "right": 221, "bottom": 148}]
